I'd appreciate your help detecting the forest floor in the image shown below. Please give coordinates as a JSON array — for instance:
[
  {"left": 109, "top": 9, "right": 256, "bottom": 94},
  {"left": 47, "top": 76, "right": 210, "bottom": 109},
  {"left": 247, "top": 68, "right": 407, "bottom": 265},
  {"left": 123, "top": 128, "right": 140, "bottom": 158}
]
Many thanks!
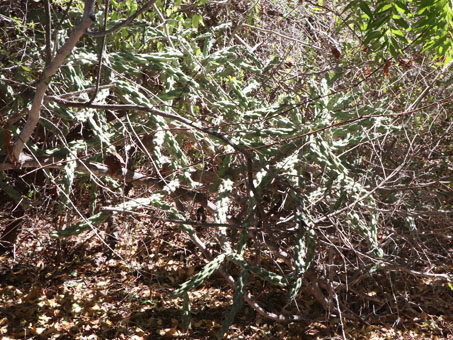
[{"left": 1, "top": 214, "right": 452, "bottom": 340}]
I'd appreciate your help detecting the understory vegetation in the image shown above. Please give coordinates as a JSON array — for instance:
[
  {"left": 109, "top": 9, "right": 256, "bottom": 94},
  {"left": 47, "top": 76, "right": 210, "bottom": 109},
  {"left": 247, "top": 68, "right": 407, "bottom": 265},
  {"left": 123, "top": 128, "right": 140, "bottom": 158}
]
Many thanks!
[{"left": 0, "top": 0, "right": 452, "bottom": 338}]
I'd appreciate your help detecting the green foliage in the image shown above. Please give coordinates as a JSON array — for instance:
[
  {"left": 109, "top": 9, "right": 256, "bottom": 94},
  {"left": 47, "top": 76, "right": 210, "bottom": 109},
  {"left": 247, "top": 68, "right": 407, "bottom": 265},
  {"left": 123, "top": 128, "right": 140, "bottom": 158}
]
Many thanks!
[
  {"left": 227, "top": 253, "right": 287, "bottom": 287},
  {"left": 217, "top": 269, "right": 249, "bottom": 339},
  {"left": 1, "top": 1, "right": 451, "bottom": 336},
  {"left": 348, "top": 0, "right": 453, "bottom": 65},
  {"left": 0, "top": 172, "right": 33, "bottom": 207},
  {"left": 286, "top": 226, "right": 316, "bottom": 303},
  {"left": 50, "top": 195, "right": 168, "bottom": 238},
  {"left": 50, "top": 211, "right": 111, "bottom": 238},
  {"left": 171, "top": 254, "right": 226, "bottom": 298}
]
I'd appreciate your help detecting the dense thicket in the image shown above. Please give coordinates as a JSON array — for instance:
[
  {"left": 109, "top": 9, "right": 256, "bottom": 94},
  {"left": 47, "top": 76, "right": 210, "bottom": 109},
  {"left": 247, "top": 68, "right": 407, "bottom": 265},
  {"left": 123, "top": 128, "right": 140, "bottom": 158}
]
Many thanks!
[{"left": 0, "top": 0, "right": 452, "bottom": 338}]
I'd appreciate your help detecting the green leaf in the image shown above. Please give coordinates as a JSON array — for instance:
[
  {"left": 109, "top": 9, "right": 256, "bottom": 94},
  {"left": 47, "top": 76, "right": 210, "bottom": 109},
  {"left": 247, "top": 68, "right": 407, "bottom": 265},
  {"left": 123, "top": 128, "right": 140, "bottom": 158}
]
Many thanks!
[
  {"left": 422, "top": 34, "right": 448, "bottom": 52},
  {"left": 0, "top": 172, "right": 33, "bottom": 207},
  {"left": 58, "top": 142, "right": 85, "bottom": 208},
  {"left": 50, "top": 212, "right": 111, "bottom": 238},
  {"left": 215, "top": 178, "right": 234, "bottom": 223},
  {"left": 227, "top": 253, "right": 287, "bottom": 287},
  {"left": 443, "top": 52, "right": 453, "bottom": 67},
  {"left": 359, "top": 1, "right": 373, "bottom": 17},
  {"left": 262, "top": 55, "right": 280, "bottom": 73},
  {"left": 217, "top": 269, "right": 248, "bottom": 338},
  {"left": 370, "top": 14, "right": 391, "bottom": 29},
  {"left": 394, "top": 17, "right": 410, "bottom": 29},
  {"left": 376, "top": 3, "right": 393, "bottom": 13},
  {"left": 191, "top": 13, "right": 203, "bottom": 29},
  {"left": 389, "top": 38, "right": 400, "bottom": 59},
  {"left": 392, "top": 1, "right": 408, "bottom": 14},
  {"left": 363, "top": 30, "right": 384, "bottom": 45},
  {"left": 414, "top": 15, "right": 436, "bottom": 28},
  {"left": 390, "top": 27, "right": 405, "bottom": 39},
  {"left": 171, "top": 254, "right": 226, "bottom": 298},
  {"left": 286, "top": 227, "right": 316, "bottom": 302},
  {"left": 394, "top": 0, "right": 410, "bottom": 13},
  {"left": 20, "top": 65, "right": 31, "bottom": 72}
]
